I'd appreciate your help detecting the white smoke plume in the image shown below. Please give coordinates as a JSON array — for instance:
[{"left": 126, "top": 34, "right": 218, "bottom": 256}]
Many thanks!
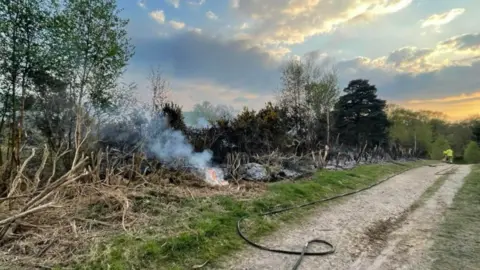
[
  {"left": 99, "top": 107, "right": 226, "bottom": 185},
  {"left": 194, "top": 117, "right": 211, "bottom": 129},
  {"left": 146, "top": 114, "right": 213, "bottom": 170}
]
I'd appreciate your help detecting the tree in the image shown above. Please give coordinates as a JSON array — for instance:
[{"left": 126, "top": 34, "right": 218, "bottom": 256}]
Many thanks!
[
  {"left": 0, "top": 0, "right": 52, "bottom": 168},
  {"left": 278, "top": 58, "right": 309, "bottom": 132},
  {"left": 430, "top": 135, "right": 450, "bottom": 160},
  {"left": 468, "top": 116, "right": 480, "bottom": 144},
  {"left": 29, "top": 69, "right": 72, "bottom": 152},
  {"left": 277, "top": 57, "right": 333, "bottom": 149},
  {"left": 446, "top": 123, "right": 473, "bottom": 157},
  {"left": 305, "top": 67, "right": 339, "bottom": 144},
  {"left": 148, "top": 66, "right": 169, "bottom": 112},
  {"left": 333, "top": 79, "right": 390, "bottom": 147},
  {"left": 188, "top": 101, "right": 234, "bottom": 127},
  {"left": 387, "top": 106, "right": 432, "bottom": 156},
  {"left": 464, "top": 141, "right": 480, "bottom": 164},
  {"left": 38, "top": 0, "right": 133, "bottom": 153},
  {"left": 59, "top": 0, "right": 134, "bottom": 108}
]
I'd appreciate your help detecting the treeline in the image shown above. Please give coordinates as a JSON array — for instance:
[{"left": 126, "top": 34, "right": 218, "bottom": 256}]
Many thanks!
[
  {"left": 388, "top": 106, "right": 480, "bottom": 163},
  {"left": 0, "top": 0, "right": 133, "bottom": 181},
  {"left": 174, "top": 58, "right": 480, "bottom": 164}
]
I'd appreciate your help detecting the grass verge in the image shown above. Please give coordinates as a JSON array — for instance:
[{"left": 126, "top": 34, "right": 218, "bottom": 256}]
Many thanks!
[
  {"left": 73, "top": 161, "right": 431, "bottom": 270},
  {"left": 429, "top": 164, "right": 480, "bottom": 270}
]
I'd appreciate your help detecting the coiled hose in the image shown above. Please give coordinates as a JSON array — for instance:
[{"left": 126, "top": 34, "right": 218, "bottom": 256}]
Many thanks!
[{"left": 236, "top": 161, "right": 451, "bottom": 270}]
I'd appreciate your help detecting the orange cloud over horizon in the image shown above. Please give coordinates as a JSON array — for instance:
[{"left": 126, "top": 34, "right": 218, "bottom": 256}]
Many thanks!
[{"left": 400, "top": 91, "right": 480, "bottom": 121}]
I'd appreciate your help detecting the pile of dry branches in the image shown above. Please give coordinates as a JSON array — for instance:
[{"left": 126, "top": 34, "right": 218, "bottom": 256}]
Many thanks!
[
  {"left": 0, "top": 124, "right": 265, "bottom": 268},
  {"left": 0, "top": 119, "right": 147, "bottom": 267}
]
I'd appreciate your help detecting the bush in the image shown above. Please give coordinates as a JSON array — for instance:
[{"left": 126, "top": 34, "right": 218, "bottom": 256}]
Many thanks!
[
  {"left": 162, "top": 102, "right": 186, "bottom": 131},
  {"left": 464, "top": 141, "right": 480, "bottom": 164},
  {"left": 430, "top": 136, "right": 451, "bottom": 160}
]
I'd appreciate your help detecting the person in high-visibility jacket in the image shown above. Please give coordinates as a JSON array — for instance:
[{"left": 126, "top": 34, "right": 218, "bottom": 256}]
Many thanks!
[{"left": 443, "top": 148, "right": 453, "bottom": 163}]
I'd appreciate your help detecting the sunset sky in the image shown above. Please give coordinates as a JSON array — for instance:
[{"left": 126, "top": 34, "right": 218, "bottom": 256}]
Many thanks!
[{"left": 118, "top": 0, "right": 480, "bottom": 121}]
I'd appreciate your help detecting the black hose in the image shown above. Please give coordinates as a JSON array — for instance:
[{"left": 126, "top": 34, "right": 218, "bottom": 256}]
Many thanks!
[{"left": 236, "top": 161, "right": 433, "bottom": 270}]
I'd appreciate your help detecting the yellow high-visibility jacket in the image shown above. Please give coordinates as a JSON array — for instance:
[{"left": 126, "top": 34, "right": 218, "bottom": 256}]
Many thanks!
[{"left": 443, "top": 149, "right": 453, "bottom": 157}]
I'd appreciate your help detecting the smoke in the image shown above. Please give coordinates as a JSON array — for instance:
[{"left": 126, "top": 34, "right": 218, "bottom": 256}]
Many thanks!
[
  {"left": 99, "top": 109, "right": 214, "bottom": 171},
  {"left": 146, "top": 114, "right": 213, "bottom": 169},
  {"left": 184, "top": 115, "right": 212, "bottom": 129},
  {"left": 194, "top": 117, "right": 211, "bottom": 129}
]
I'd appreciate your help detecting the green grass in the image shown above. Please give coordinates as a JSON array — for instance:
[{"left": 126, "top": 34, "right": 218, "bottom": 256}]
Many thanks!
[
  {"left": 429, "top": 164, "right": 480, "bottom": 270},
  {"left": 73, "top": 161, "right": 431, "bottom": 270}
]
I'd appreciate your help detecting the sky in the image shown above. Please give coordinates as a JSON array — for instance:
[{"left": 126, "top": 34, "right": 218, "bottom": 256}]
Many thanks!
[{"left": 117, "top": 0, "right": 480, "bottom": 121}]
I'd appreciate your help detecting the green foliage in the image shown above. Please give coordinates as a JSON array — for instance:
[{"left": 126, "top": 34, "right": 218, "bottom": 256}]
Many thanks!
[
  {"left": 430, "top": 136, "right": 451, "bottom": 160},
  {"left": 305, "top": 70, "right": 339, "bottom": 117},
  {"left": 0, "top": 0, "right": 133, "bottom": 167},
  {"left": 468, "top": 117, "right": 480, "bottom": 144},
  {"left": 57, "top": 0, "right": 134, "bottom": 108},
  {"left": 162, "top": 102, "right": 186, "bottom": 131},
  {"left": 334, "top": 79, "right": 390, "bottom": 147},
  {"left": 464, "top": 141, "right": 480, "bottom": 164},
  {"left": 228, "top": 103, "right": 290, "bottom": 154},
  {"left": 446, "top": 123, "right": 473, "bottom": 156},
  {"left": 430, "top": 118, "right": 449, "bottom": 142},
  {"left": 388, "top": 106, "right": 433, "bottom": 155}
]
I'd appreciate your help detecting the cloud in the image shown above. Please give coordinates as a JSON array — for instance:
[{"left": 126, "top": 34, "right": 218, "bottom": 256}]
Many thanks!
[
  {"left": 239, "top": 22, "right": 249, "bottom": 30},
  {"left": 331, "top": 33, "right": 480, "bottom": 76},
  {"left": 188, "top": 0, "right": 205, "bottom": 5},
  {"left": 266, "top": 46, "right": 291, "bottom": 59},
  {"left": 166, "top": 79, "right": 273, "bottom": 111},
  {"left": 407, "top": 91, "right": 480, "bottom": 104},
  {"left": 206, "top": 11, "right": 218, "bottom": 20},
  {"left": 440, "top": 33, "right": 480, "bottom": 52},
  {"left": 137, "top": 0, "right": 146, "bottom": 8},
  {"left": 132, "top": 31, "right": 281, "bottom": 94},
  {"left": 188, "top": 27, "right": 202, "bottom": 34},
  {"left": 166, "top": 0, "right": 180, "bottom": 8},
  {"left": 232, "top": 96, "right": 249, "bottom": 103},
  {"left": 131, "top": 28, "right": 480, "bottom": 111},
  {"left": 385, "top": 46, "right": 437, "bottom": 72},
  {"left": 334, "top": 56, "right": 480, "bottom": 102},
  {"left": 169, "top": 20, "right": 186, "bottom": 30},
  {"left": 232, "top": 0, "right": 413, "bottom": 45},
  {"left": 386, "top": 47, "right": 434, "bottom": 66},
  {"left": 149, "top": 10, "right": 165, "bottom": 24},
  {"left": 401, "top": 91, "right": 480, "bottom": 121},
  {"left": 313, "top": 32, "right": 480, "bottom": 102},
  {"left": 421, "top": 8, "right": 465, "bottom": 32}
]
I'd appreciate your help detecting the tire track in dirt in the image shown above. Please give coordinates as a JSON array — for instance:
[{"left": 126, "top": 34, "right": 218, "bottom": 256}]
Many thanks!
[
  {"left": 351, "top": 165, "right": 471, "bottom": 270},
  {"left": 218, "top": 164, "right": 464, "bottom": 270}
]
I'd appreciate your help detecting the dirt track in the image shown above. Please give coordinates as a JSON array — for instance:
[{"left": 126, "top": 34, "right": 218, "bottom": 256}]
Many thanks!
[{"left": 220, "top": 164, "right": 471, "bottom": 270}]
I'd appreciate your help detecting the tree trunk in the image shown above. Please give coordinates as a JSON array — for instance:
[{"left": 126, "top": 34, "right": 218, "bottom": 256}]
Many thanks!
[
  {"left": 326, "top": 110, "right": 330, "bottom": 145},
  {"left": 413, "top": 131, "right": 417, "bottom": 157}
]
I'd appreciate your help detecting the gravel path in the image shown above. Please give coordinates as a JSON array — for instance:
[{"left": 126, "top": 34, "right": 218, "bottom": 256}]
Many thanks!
[
  {"left": 351, "top": 164, "right": 471, "bottom": 270},
  {"left": 219, "top": 164, "right": 467, "bottom": 270}
]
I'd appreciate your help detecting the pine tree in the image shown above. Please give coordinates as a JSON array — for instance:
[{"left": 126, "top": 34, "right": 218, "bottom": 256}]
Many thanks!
[{"left": 333, "top": 79, "right": 390, "bottom": 147}]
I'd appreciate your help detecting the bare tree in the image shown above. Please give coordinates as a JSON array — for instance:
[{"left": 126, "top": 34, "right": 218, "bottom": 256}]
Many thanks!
[
  {"left": 189, "top": 101, "right": 235, "bottom": 126},
  {"left": 148, "top": 66, "right": 170, "bottom": 112},
  {"left": 302, "top": 55, "right": 322, "bottom": 85},
  {"left": 278, "top": 59, "right": 309, "bottom": 132},
  {"left": 305, "top": 66, "right": 340, "bottom": 145}
]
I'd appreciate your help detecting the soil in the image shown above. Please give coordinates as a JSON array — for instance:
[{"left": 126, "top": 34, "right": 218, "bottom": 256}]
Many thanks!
[{"left": 219, "top": 164, "right": 471, "bottom": 270}]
